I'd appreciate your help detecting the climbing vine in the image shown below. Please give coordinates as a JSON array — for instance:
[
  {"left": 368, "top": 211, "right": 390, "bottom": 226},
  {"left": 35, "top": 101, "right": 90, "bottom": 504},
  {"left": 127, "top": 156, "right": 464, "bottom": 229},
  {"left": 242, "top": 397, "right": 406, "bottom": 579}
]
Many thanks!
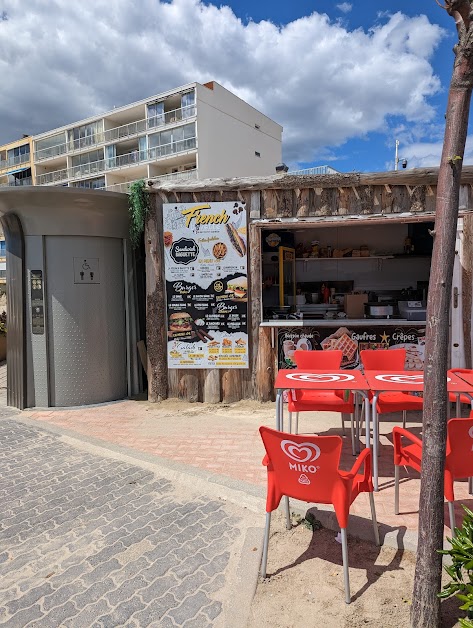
[{"left": 128, "top": 180, "right": 150, "bottom": 248}]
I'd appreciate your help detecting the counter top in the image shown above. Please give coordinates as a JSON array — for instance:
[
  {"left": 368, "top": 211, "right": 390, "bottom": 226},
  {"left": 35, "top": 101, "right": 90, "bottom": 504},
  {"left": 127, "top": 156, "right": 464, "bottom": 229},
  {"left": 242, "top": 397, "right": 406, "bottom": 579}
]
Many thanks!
[{"left": 260, "top": 319, "right": 426, "bottom": 327}]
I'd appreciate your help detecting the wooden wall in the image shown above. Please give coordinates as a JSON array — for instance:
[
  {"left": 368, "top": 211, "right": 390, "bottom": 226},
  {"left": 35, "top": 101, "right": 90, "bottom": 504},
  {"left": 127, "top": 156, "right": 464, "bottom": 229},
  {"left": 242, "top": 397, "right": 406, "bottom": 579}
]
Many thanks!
[{"left": 145, "top": 167, "right": 473, "bottom": 402}]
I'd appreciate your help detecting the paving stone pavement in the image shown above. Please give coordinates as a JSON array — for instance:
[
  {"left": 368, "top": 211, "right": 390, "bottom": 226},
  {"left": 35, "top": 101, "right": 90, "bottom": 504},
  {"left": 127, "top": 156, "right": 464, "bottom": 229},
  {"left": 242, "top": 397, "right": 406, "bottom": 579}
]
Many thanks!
[{"left": 0, "top": 412, "right": 261, "bottom": 627}]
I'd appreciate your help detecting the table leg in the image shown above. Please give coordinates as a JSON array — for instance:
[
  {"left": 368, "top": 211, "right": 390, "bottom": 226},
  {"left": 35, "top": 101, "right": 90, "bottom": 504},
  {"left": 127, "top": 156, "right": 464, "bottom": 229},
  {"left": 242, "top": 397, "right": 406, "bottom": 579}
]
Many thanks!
[
  {"left": 363, "top": 394, "right": 371, "bottom": 450},
  {"left": 275, "top": 390, "right": 282, "bottom": 430},
  {"left": 372, "top": 393, "right": 379, "bottom": 491}
]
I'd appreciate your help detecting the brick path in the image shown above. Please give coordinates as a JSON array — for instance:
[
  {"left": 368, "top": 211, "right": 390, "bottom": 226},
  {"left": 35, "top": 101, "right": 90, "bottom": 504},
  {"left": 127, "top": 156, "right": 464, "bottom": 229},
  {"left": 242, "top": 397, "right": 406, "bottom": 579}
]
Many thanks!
[
  {"left": 22, "top": 397, "right": 473, "bottom": 545},
  {"left": 0, "top": 414, "right": 260, "bottom": 627}
]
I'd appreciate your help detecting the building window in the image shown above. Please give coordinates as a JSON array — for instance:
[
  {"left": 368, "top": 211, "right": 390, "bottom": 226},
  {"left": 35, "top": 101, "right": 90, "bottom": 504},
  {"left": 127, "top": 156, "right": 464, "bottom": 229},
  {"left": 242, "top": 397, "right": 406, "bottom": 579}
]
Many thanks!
[
  {"left": 6, "top": 143, "right": 30, "bottom": 167},
  {"left": 71, "top": 176, "right": 106, "bottom": 189},
  {"left": 35, "top": 133, "right": 66, "bottom": 159},
  {"left": 7, "top": 167, "right": 32, "bottom": 186},
  {"left": 255, "top": 151, "right": 261, "bottom": 157},
  {"left": 148, "top": 123, "right": 196, "bottom": 157},
  {"left": 147, "top": 101, "right": 165, "bottom": 129},
  {"left": 181, "top": 90, "right": 196, "bottom": 119},
  {"left": 68, "top": 121, "right": 103, "bottom": 150}
]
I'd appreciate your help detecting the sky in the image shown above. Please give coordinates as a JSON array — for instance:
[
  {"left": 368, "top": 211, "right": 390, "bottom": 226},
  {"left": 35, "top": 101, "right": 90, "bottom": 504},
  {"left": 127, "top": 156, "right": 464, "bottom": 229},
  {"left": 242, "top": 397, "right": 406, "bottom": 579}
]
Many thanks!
[{"left": 0, "top": 0, "right": 468, "bottom": 172}]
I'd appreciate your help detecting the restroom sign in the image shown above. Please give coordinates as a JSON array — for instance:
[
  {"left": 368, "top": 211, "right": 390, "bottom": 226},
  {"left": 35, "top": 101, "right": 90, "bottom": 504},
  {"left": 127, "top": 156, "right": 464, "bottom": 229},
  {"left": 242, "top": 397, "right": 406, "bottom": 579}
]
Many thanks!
[{"left": 73, "top": 258, "right": 100, "bottom": 284}]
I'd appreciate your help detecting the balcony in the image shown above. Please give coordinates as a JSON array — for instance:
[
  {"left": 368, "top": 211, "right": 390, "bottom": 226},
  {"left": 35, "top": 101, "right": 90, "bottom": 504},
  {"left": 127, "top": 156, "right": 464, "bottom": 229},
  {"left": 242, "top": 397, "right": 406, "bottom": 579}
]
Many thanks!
[
  {"left": 36, "top": 137, "right": 197, "bottom": 185},
  {"left": 36, "top": 169, "right": 69, "bottom": 185},
  {"left": 0, "top": 177, "right": 33, "bottom": 187},
  {"left": 0, "top": 153, "right": 31, "bottom": 173},
  {"left": 103, "top": 168, "right": 198, "bottom": 193},
  {"left": 34, "top": 104, "right": 197, "bottom": 162}
]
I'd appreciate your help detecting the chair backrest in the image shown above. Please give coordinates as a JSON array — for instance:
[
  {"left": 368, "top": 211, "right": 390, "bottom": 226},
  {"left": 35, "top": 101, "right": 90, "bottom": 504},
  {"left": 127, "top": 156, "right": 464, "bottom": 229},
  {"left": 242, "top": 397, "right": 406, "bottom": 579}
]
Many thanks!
[
  {"left": 293, "top": 349, "right": 342, "bottom": 369},
  {"left": 446, "top": 417, "right": 473, "bottom": 478},
  {"left": 360, "top": 348, "right": 406, "bottom": 370},
  {"left": 259, "top": 426, "right": 343, "bottom": 506}
]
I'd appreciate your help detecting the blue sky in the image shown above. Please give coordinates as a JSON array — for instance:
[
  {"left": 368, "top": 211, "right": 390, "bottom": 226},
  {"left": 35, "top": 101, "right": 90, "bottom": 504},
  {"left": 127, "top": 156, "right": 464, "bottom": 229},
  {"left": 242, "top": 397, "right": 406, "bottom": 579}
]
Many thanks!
[
  {"left": 0, "top": 0, "right": 465, "bottom": 172},
  {"left": 227, "top": 0, "right": 457, "bottom": 172}
]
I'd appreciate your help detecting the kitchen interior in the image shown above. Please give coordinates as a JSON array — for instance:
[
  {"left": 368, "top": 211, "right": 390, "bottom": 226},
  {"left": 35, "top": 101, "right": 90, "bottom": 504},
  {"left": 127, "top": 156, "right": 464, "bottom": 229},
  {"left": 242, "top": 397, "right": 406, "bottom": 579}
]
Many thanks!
[{"left": 261, "top": 221, "right": 433, "bottom": 324}]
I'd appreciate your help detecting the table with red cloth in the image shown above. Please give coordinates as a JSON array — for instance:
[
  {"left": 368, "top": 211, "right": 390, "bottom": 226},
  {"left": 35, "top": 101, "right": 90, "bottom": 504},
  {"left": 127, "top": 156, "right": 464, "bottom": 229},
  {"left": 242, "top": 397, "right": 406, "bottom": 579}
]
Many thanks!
[
  {"left": 274, "top": 369, "right": 371, "bottom": 450},
  {"left": 363, "top": 370, "right": 473, "bottom": 490}
]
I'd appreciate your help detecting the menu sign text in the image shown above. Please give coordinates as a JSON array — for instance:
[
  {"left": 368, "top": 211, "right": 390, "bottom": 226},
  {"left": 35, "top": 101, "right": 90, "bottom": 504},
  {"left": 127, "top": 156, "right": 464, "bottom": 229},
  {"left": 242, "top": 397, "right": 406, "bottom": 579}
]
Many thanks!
[{"left": 163, "top": 202, "right": 248, "bottom": 369}]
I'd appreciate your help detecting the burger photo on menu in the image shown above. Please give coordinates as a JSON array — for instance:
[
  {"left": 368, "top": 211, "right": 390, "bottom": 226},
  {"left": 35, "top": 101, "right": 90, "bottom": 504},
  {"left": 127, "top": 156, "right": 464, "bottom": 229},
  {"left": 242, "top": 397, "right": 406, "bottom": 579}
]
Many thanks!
[
  {"left": 168, "top": 312, "right": 194, "bottom": 338},
  {"left": 226, "top": 276, "right": 247, "bottom": 302}
]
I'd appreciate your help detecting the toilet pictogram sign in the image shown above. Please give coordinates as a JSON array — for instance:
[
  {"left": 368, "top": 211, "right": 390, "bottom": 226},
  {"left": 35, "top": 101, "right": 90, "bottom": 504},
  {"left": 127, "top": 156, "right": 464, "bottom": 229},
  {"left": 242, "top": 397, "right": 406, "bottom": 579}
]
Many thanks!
[{"left": 73, "top": 257, "right": 100, "bottom": 284}]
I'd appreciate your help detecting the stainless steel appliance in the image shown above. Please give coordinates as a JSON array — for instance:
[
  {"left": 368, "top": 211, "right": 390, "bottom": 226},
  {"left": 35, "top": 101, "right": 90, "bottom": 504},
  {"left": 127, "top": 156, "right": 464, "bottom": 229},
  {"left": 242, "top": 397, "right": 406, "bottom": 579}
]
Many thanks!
[
  {"left": 365, "top": 302, "right": 395, "bottom": 318},
  {"left": 398, "top": 300, "right": 427, "bottom": 321}
]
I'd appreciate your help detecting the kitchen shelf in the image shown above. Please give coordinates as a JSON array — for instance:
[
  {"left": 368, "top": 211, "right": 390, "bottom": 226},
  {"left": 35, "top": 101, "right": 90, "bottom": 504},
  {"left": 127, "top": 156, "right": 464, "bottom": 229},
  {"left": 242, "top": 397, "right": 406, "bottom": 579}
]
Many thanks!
[
  {"left": 295, "top": 256, "right": 394, "bottom": 261},
  {"left": 293, "top": 255, "right": 431, "bottom": 261}
]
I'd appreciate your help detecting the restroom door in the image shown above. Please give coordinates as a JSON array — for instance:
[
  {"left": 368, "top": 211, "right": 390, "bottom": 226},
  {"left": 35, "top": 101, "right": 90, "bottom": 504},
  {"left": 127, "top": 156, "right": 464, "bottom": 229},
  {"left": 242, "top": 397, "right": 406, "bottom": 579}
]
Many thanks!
[{"left": 45, "top": 235, "right": 127, "bottom": 406}]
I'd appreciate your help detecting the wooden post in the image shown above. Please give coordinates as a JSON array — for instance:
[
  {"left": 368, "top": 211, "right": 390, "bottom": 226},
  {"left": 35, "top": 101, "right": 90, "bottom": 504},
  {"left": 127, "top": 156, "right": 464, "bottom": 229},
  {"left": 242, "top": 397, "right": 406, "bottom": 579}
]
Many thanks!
[
  {"left": 203, "top": 368, "right": 221, "bottom": 403},
  {"left": 178, "top": 372, "right": 199, "bottom": 403},
  {"left": 255, "top": 326, "right": 274, "bottom": 402},
  {"left": 145, "top": 195, "right": 168, "bottom": 402},
  {"left": 249, "top": 221, "right": 263, "bottom": 399}
]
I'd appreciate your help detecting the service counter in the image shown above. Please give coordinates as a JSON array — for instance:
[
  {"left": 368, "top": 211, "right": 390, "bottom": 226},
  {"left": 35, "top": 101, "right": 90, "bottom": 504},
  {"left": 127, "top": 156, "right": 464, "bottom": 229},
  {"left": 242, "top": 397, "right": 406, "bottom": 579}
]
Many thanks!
[{"left": 260, "top": 318, "right": 427, "bottom": 371}]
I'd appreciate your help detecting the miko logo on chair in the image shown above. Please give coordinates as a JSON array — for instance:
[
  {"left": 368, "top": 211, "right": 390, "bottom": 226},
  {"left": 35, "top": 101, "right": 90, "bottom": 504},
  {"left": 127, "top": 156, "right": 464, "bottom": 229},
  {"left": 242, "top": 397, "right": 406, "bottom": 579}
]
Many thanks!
[
  {"left": 281, "top": 439, "right": 321, "bottom": 483},
  {"left": 469, "top": 425, "right": 473, "bottom": 450}
]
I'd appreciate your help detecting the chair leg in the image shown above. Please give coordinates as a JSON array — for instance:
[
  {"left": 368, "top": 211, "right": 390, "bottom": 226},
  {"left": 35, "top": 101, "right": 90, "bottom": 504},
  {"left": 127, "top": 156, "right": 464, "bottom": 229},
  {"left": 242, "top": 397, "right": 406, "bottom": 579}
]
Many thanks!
[
  {"left": 341, "top": 413, "right": 346, "bottom": 436},
  {"left": 448, "top": 501, "right": 456, "bottom": 535},
  {"left": 284, "top": 496, "right": 291, "bottom": 530},
  {"left": 456, "top": 396, "right": 461, "bottom": 418},
  {"left": 340, "top": 528, "right": 351, "bottom": 604},
  {"left": 469, "top": 477, "right": 473, "bottom": 495},
  {"left": 350, "top": 413, "right": 356, "bottom": 456},
  {"left": 369, "top": 492, "right": 380, "bottom": 546},
  {"left": 288, "top": 412, "right": 292, "bottom": 434},
  {"left": 394, "top": 465, "right": 400, "bottom": 515},
  {"left": 402, "top": 410, "right": 407, "bottom": 429},
  {"left": 295, "top": 412, "right": 299, "bottom": 435},
  {"left": 261, "top": 512, "right": 271, "bottom": 578}
]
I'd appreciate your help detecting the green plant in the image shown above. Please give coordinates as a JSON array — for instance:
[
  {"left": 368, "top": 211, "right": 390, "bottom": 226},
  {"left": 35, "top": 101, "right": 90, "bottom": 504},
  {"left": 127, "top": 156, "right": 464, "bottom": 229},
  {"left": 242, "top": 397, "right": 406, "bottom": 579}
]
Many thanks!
[
  {"left": 439, "top": 505, "right": 473, "bottom": 627},
  {"left": 128, "top": 180, "right": 150, "bottom": 248},
  {"left": 0, "top": 311, "right": 7, "bottom": 334}
]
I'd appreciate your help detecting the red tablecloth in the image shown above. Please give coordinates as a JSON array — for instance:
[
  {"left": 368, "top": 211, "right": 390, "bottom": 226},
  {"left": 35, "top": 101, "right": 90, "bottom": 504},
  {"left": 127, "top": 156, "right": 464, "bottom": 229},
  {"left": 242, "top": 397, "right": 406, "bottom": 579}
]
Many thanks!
[
  {"left": 363, "top": 370, "right": 473, "bottom": 394},
  {"left": 274, "top": 369, "right": 369, "bottom": 391}
]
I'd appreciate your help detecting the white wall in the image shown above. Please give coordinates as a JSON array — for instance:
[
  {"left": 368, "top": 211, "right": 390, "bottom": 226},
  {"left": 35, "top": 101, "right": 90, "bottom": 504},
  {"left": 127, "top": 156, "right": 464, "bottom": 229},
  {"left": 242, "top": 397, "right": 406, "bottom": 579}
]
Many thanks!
[
  {"left": 195, "top": 82, "right": 282, "bottom": 178},
  {"left": 264, "top": 223, "right": 432, "bottom": 292}
]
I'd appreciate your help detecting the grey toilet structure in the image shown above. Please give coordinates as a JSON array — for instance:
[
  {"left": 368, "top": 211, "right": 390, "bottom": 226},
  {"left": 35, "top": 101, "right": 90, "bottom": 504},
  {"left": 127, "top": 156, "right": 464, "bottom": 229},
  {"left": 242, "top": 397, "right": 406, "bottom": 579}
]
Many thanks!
[{"left": 0, "top": 187, "right": 141, "bottom": 409}]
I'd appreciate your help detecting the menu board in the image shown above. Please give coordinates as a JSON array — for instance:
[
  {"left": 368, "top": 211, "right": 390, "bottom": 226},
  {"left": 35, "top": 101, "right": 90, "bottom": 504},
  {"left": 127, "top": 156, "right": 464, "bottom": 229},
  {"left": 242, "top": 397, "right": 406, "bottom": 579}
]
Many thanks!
[
  {"left": 163, "top": 201, "right": 248, "bottom": 369},
  {"left": 278, "top": 325, "right": 426, "bottom": 370}
]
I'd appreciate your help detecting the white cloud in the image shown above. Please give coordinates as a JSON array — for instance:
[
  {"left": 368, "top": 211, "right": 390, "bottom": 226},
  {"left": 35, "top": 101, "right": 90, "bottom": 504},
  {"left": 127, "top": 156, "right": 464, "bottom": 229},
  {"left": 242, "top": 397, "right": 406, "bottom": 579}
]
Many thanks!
[
  {"left": 337, "top": 3, "right": 352, "bottom": 13},
  {"left": 0, "top": 1, "right": 445, "bottom": 166},
  {"left": 399, "top": 136, "right": 473, "bottom": 168}
]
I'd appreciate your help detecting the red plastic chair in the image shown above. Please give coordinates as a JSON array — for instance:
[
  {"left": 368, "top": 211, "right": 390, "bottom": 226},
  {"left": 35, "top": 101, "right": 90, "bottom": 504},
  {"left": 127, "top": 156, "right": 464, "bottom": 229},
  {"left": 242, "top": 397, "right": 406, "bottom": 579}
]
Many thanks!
[
  {"left": 259, "top": 426, "right": 380, "bottom": 604},
  {"left": 288, "top": 350, "right": 358, "bottom": 455},
  {"left": 448, "top": 369, "right": 473, "bottom": 416},
  {"left": 393, "top": 417, "right": 473, "bottom": 531},
  {"left": 360, "top": 349, "right": 423, "bottom": 431}
]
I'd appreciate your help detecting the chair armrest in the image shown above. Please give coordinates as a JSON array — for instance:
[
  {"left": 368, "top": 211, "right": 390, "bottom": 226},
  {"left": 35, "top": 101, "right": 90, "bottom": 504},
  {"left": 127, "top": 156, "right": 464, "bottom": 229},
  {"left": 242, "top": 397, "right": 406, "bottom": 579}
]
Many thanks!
[
  {"left": 392, "top": 426, "right": 422, "bottom": 464},
  {"left": 345, "top": 447, "right": 372, "bottom": 483}
]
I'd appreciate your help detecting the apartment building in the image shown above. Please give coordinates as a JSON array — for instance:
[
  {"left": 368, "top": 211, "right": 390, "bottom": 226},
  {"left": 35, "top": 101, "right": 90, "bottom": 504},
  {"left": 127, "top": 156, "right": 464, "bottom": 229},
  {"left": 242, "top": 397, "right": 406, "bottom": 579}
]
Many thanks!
[
  {"left": 0, "top": 135, "right": 34, "bottom": 188},
  {"left": 31, "top": 81, "right": 283, "bottom": 192},
  {"left": 0, "top": 136, "right": 34, "bottom": 284}
]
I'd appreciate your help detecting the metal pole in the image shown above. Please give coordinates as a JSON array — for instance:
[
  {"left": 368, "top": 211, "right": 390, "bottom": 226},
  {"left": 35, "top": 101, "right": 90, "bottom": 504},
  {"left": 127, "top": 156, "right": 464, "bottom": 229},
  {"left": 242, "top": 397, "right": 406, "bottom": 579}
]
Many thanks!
[{"left": 395, "top": 139, "right": 399, "bottom": 171}]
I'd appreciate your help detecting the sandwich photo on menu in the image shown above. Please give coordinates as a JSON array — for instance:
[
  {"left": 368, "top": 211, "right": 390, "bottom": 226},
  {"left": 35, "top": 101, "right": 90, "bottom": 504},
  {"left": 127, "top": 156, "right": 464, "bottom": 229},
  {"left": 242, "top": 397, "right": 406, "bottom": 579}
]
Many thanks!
[{"left": 226, "top": 276, "right": 247, "bottom": 302}]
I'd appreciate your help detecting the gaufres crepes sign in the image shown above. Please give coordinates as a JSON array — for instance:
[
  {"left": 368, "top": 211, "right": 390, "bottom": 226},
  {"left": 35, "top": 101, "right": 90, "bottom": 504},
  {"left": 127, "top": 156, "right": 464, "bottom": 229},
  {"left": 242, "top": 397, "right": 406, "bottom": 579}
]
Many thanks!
[{"left": 163, "top": 201, "right": 249, "bottom": 369}]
